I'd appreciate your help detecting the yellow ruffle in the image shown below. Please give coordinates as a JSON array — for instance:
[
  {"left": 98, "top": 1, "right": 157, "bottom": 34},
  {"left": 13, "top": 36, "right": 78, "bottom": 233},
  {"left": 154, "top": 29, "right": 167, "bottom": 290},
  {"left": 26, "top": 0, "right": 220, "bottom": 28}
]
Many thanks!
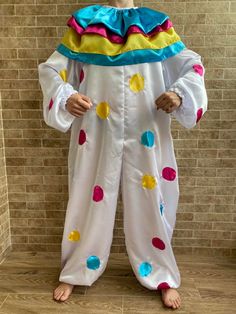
[{"left": 60, "top": 27, "right": 181, "bottom": 56}]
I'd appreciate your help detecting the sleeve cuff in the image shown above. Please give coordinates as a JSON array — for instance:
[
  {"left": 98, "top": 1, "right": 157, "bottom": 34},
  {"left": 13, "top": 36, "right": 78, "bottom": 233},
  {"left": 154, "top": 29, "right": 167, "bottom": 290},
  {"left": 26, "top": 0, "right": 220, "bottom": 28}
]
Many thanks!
[
  {"left": 168, "top": 85, "right": 186, "bottom": 116},
  {"left": 59, "top": 84, "right": 79, "bottom": 111}
]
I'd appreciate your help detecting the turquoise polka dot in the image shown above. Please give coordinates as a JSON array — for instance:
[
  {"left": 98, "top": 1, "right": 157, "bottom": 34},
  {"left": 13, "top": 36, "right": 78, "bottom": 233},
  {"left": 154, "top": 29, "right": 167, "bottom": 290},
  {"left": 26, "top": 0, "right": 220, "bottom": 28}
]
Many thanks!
[
  {"left": 138, "top": 262, "right": 152, "bottom": 277},
  {"left": 160, "top": 203, "right": 164, "bottom": 215},
  {"left": 141, "top": 130, "right": 155, "bottom": 148},
  {"left": 86, "top": 255, "right": 100, "bottom": 270}
]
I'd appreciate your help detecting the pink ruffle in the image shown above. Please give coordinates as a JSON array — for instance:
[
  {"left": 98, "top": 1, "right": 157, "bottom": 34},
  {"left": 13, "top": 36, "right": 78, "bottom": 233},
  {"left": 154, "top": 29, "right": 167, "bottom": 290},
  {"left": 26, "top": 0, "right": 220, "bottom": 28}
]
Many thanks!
[{"left": 67, "top": 16, "right": 173, "bottom": 44}]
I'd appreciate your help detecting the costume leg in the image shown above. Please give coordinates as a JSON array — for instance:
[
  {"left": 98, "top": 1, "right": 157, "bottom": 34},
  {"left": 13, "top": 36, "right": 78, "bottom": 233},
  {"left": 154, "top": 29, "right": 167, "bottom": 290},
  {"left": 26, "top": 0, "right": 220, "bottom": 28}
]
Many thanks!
[
  {"left": 120, "top": 63, "right": 181, "bottom": 290},
  {"left": 58, "top": 66, "right": 124, "bottom": 285}
]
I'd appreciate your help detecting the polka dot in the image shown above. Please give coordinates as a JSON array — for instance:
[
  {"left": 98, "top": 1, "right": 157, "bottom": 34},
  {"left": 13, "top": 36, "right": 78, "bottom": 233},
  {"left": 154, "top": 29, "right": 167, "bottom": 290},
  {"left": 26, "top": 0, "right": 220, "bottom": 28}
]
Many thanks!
[
  {"left": 79, "top": 69, "right": 84, "bottom": 83},
  {"left": 78, "top": 129, "right": 86, "bottom": 145},
  {"left": 152, "top": 237, "right": 165, "bottom": 250},
  {"left": 49, "top": 98, "right": 53, "bottom": 110},
  {"left": 59, "top": 69, "right": 67, "bottom": 82},
  {"left": 68, "top": 230, "right": 80, "bottom": 241},
  {"left": 86, "top": 255, "right": 100, "bottom": 270},
  {"left": 96, "top": 102, "right": 110, "bottom": 119},
  {"left": 142, "top": 174, "right": 157, "bottom": 189},
  {"left": 193, "top": 64, "right": 204, "bottom": 76},
  {"left": 157, "top": 282, "right": 170, "bottom": 290},
  {"left": 141, "top": 130, "right": 155, "bottom": 148},
  {"left": 196, "top": 108, "right": 203, "bottom": 123},
  {"left": 160, "top": 203, "right": 164, "bottom": 215},
  {"left": 138, "top": 262, "right": 153, "bottom": 277},
  {"left": 129, "top": 73, "right": 145, "bottom": 92},
  {"left": 162, "top": 167, "right": 176, "bottom": 181},
  {"left": 93, "top": 185, "right": 104, "bottom": 202}
]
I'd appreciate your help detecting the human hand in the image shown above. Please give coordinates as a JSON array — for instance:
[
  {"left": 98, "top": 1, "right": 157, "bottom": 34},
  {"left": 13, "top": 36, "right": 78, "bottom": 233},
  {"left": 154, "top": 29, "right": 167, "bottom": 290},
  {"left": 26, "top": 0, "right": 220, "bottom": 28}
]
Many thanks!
[
  {"left": 65, "top": 93, "right": 93, "bottom": 117},
  {"left": 155, "top": 91, "right": 182, "bottom": 114}
]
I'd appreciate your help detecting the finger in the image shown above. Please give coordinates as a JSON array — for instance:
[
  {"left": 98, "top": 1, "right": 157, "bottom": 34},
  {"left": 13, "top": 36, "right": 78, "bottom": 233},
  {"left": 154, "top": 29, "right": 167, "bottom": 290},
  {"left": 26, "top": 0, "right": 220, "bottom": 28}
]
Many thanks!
[
  {"left": 155, "top": 92, "right": 171, "bottom": 104},
  {"left": 69, "top": 103, "right": 87, "bottom": 112},
  {"left": 155, "top": 93, "right": 170, "bottom": 109},
  {"left": 155, "top": 92, "right": 166, "bottom": 104},
  {"left": 157, "top": 97, "right": 170, "bottom": 110},
  {"left": 78, "top": 99, "right": 91, "bottom": 110},
  {"left": 160, "top": 102, "right": 171, "bottom": 113},
  {"left": 80, "top": 94, "right": 93, "bottom": 106},
  {"left": 155, "top": 95, "right": 165, "bottom": 108},
  {"left": 72, "top": 110, "right": 85, "bottom": 117},
  {"left": 73, "top": 107, "right": 87, "bottom": 115},
  {"left": 162, "top": 102, "right": 173, "bottom": 111}
]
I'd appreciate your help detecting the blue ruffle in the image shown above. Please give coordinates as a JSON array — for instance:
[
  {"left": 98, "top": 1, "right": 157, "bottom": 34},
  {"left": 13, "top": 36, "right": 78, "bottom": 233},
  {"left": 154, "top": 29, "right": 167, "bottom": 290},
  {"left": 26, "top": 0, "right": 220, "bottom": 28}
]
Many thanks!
[
  {"left": 71, "top": 5, "right": 170, "bottom": 37},
  {"left": 56, "top": 40, "right": 186, "bottom": 67}
]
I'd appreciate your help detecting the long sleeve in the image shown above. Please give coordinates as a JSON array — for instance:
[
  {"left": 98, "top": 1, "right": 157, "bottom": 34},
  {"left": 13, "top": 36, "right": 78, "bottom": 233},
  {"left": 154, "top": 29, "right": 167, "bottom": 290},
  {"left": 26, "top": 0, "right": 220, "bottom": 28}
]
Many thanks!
[
  {"left": 38, "top": 50, "right": 82, "bottom": 133},
  {"left": 162, "top": 47, "right": 208, "bottom": 129}
]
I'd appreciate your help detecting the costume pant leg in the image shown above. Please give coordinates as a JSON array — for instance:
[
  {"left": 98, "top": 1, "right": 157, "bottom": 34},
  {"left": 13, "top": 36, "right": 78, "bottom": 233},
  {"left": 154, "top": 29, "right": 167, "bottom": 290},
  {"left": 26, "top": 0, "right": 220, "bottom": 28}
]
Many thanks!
[
  {"left": 58, "top": 64, "right": 125, "bottom": 286},
  {"left": 120, "top": 62, "right": 181, "bottom": 290}
]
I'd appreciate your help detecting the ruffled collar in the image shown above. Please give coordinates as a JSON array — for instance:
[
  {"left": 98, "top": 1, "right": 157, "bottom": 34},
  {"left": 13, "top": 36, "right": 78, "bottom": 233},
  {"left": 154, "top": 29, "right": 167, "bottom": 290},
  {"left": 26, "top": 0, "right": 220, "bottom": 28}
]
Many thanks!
[{"left": 71, "top": 4, "right": 170, "bottom": 37}]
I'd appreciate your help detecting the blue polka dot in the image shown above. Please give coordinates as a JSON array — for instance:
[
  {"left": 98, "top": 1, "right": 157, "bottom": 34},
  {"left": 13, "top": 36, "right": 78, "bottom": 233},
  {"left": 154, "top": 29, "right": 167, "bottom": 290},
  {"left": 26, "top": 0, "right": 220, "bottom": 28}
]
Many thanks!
[
  {"left": 138, "top": 262, "right": 152, "bottom": 277},
  {"left": 86, "top": 255, "right": 100, "bottom": 270},
  {"left": 160, "top": 203, "right": 164, "bottom": 215},
  {"left": 141, "top": 130, "right": 155, "bottom": 148}
]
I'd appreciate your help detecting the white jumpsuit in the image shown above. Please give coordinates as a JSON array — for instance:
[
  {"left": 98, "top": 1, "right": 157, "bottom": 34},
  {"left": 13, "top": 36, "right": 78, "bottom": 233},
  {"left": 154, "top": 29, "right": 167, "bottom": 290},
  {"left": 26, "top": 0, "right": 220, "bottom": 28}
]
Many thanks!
[{"left": 38, "top": 4, "right": 208, "bottom": 290}]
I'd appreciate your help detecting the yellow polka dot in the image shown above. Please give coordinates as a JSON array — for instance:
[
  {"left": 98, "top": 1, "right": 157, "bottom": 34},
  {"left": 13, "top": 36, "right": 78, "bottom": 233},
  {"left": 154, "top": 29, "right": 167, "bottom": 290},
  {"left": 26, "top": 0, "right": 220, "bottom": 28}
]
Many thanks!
[
  {"left": 96, "top": 102, "right": 110, "bottom": 119},
  {"left": 142, "top": 174, "right": 157, "bottom": 189},
  {"left": 59, "top": 69, "right": 67, "bottom": 82},
  {"left": 68, "top": 230, "right": 80, "bottom": 241},
  {"left": 129, "top": 73, "right": 145, "bottom": 93}
]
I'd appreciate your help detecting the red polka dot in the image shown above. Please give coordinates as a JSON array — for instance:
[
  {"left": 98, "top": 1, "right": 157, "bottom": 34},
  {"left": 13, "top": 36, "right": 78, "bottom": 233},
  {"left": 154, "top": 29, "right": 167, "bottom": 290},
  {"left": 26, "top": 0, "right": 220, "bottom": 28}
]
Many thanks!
[
  {"left": 93, "top": 185, "right": 104, "bottom": 202},
  {"left": 152, "top": 237, "right": 165, "bottom": 250},
  {"left": 196, "top": 108, "right": 203, "bottom": 123},
  {"left": 157, "top": 282, "right": 170, "bottom": 290},
  {"left": 193, "top": 64, "right": 204, "bottom": 76},
  {"left": 78, "top": 129, "right": 86, "bottom": 145},
  {"left": 79, "top": 69, "right": 84, "bottom": 83},
  {"left": 49, "top": 98, "right": 53, "bottom": 110},
  {"left": 162, "top": 167, "right": 176, "bottom": 181}
]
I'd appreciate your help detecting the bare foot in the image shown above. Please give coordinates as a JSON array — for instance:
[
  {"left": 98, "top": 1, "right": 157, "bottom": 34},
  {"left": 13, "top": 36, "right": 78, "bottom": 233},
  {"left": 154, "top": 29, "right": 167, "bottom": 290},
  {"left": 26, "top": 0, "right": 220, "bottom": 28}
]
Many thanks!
[
  {"left": 53, "top": 282, "right": 74, "bottom": 301},
  {"left": 161, "top": 288, "right": 181, "bottom": 309}
]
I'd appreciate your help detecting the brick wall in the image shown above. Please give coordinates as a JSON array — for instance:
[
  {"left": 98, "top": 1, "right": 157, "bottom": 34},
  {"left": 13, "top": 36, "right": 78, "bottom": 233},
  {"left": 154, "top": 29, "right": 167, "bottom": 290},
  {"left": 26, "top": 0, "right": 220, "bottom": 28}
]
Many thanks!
[{"left": 0, "top": 0, "right": 235, "bottom": 259}]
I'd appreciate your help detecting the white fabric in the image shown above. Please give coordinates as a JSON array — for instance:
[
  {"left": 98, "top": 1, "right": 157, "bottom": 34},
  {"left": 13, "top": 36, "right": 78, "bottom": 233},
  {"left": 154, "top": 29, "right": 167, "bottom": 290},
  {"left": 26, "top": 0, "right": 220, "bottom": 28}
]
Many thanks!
[{"left": 38, "top": 48, "right": 208, "bottom": 289}]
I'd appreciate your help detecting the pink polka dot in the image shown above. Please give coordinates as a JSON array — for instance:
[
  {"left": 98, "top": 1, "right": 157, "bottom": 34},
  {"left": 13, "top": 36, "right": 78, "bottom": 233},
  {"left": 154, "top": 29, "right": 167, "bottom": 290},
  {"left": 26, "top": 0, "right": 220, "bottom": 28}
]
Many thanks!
[
  {"left": 193, "top": 64, "right": 204, "bottom": 76},
  {"left": 78, "top": 129, "right": 86, "bottom": 145},
  {"left": 196, "top": 108, "right": 203, "bottom": 123},
  {"left": 93, "top": 185, "right": 104, "bottom": 202},
  {"left": 79, "top": 69, "right": 84, "bottom": 83},
  {"left": 157, "top": 282, "right": 170, "bottom": 290},
  {"left": 49, "top": 98, "right": 53, "bottom": 110},
  {"left": 152, "top": 237, "right": 165, "bottom": 250},
  {"left": 162, "top": 167, "right": 176, "bottom": 181}
]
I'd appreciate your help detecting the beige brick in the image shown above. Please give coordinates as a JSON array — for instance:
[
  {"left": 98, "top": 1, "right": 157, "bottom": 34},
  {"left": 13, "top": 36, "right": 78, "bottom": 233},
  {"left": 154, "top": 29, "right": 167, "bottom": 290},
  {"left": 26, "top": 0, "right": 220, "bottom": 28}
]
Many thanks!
[
  {"left": 186, "top": 2, "right": 230, "bottom": 14},
  {"left": 15, "top": 4, "right": 56, "bottom": 16}
]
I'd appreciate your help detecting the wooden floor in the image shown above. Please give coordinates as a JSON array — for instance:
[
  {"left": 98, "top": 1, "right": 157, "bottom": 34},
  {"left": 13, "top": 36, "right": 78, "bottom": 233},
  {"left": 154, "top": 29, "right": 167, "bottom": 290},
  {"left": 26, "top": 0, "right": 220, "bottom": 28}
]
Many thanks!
[{"left": 0, "top": 251, "right": 235, "bottom": 313}]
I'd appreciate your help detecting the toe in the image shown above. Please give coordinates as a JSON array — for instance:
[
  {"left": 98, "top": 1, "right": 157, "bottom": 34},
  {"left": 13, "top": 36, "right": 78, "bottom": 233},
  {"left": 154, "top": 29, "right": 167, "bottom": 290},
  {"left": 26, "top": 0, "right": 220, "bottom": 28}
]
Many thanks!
[
  {"left": 168, "top": 298, "right": 174, "bottom": 307},
  {"left": 54, "top": 289, "right": 61, "bottom": 298},
  {"left": 56, "top": 291, "right": 64, "bottom": 301},
  {"left": 175, "top": 299, "right": 180, "bottom": 309},
  {"left": 175, "top": 300, "right": 179, "bottom": 308},
  {"left": 60, "top": 292, "right": 68, "bottom": 301},
  {"left": 176, "top": 297, "right": 181, "bottom": 307},
  {"left": 171, "top": 300, "right": 177, "bottom": 309}
]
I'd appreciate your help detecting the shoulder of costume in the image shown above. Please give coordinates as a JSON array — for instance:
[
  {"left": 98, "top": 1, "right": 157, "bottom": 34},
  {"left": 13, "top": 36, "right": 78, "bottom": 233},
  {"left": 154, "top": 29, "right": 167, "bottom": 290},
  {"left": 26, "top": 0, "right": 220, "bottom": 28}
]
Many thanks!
[{"left": 55, "top": 4, "right": 187, "bottom": 66}]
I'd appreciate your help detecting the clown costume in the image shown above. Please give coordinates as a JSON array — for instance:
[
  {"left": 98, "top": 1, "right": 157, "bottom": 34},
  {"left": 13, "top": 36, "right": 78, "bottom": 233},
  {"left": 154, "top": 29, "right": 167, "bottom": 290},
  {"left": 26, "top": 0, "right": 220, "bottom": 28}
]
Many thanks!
[{"left": 38, "top": 4, "right": 208, "bottom": 291}]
